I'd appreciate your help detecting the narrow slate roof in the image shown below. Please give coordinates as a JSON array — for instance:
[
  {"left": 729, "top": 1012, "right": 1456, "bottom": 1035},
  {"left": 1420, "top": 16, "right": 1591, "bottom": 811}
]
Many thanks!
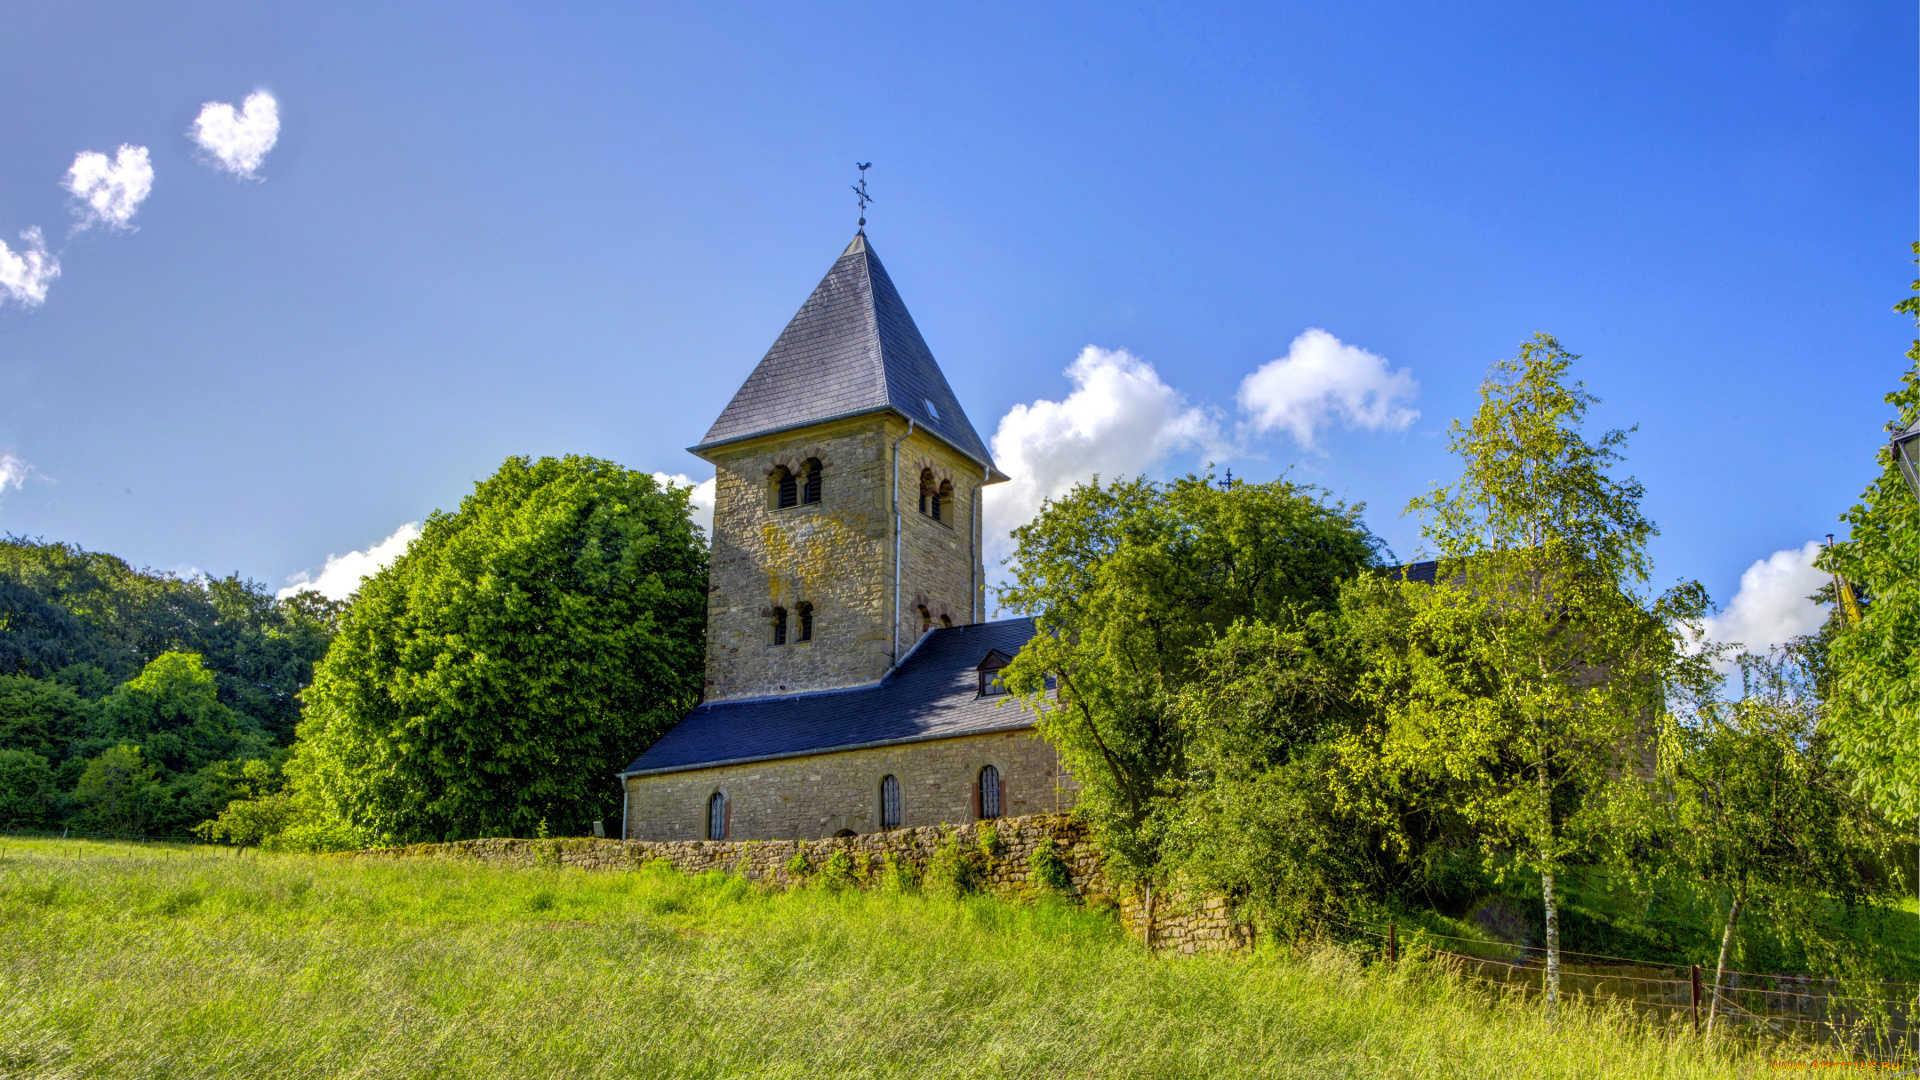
[
  {"left": 693, "top": 233, "right": 999, "bottom": 473},
  {"left": 623, "top": 618, "right": 1039, "bottom": 775},
  {"left": 1387, "top": 560, "right": 1439, "bottom": 585}
]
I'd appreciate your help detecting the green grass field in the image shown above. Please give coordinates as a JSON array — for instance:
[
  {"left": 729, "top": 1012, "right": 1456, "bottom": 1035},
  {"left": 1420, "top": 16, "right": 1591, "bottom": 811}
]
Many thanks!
[{"left": 0, "top": 838, "right": 1809, "bottom": 1078}]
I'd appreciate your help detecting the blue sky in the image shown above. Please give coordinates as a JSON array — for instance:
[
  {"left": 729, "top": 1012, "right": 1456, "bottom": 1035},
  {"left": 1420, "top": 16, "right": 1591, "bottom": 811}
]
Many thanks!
[{"left": 0, "top": 1, "right": 1911, "bottom": 649}]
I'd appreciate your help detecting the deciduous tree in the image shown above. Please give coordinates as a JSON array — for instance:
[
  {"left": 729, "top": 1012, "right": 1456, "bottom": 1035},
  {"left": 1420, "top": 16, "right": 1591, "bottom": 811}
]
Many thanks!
[
  {"left": 295, "top": 456, "right": 708, "bottom": 843},
  {"left": 1341, "top": 335, "right": 1711, "bottom": 1014}
]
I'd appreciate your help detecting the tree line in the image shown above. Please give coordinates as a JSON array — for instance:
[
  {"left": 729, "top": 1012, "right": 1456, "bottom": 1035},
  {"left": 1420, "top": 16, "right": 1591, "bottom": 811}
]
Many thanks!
[
  {"left": 998, "top": 334, "right": 1909, "bottom": 1014},
  {"left": 6, "top": 301, "right": 1920, "bottom": 1016},
  {"left": 0, "top": 540, "right": 340, "bottom": 835}
]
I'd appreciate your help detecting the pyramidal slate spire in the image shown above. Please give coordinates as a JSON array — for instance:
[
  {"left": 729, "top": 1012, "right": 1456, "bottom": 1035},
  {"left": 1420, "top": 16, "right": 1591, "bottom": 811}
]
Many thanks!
[{"left": 694, "top": 233, "right": 1002, "bottom": 476}]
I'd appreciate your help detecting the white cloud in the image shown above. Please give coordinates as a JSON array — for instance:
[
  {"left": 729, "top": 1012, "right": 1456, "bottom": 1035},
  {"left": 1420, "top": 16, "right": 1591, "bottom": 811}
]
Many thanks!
[
  {"left": 1237, "top": 328, "right": 1418, "bottom": 448},
  {"left": 191, "top": 92, "right": 280, "bottom": 178},
  {"left": 278, "top": 522, "right": 422, "bottom": 602},
  {"left": 0, "top": 229, "right": 59, "bottom": 307},
  {"left": 652, "top": 472, "right": 717, "bottom": 534},
  {"left": 64, "top": 145, "right": 154, "bottom": 231},
  {"left": 1698, "top": 541, "right": 1829, "bottom": 666},
  {"left": 984, "top": 346, "right": 1220, "bottom": 557},
  {"left": 0, "top": 454, "right": 29, "bottom": 496}
]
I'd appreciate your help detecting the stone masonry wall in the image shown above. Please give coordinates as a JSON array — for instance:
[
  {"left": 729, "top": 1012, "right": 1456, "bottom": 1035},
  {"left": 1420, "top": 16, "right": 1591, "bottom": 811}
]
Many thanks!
[
  {"left": 701, "top": 416, "right": 989, "bottom": 702},
  {"left": 893, "top": 418, "right": 990, "bottom": 651},
  {"left": 354, "top": 812, "right": 1247, "bottom": 956},
  {"left": 624, "top": 728, "right": 1070, "bottom": 841},
  {"left": 703, "top": 417, "right": 894, "bottom": 701}
]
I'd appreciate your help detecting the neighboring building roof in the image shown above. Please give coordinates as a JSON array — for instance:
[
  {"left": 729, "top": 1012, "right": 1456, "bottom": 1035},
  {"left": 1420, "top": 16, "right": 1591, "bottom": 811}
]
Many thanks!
[
  {"left": 1386, "top": 560, "right": 1439, "bottom": 585},
  {"left": 623, "top": 617, "right": 1040, "bottom": 776},
  {"left": 691, "top": 232, "right": 1002, "bottom": 477}
]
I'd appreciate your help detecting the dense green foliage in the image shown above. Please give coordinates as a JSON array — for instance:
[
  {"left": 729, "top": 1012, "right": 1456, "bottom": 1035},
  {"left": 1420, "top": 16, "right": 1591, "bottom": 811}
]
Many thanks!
[
  {"left": 0, "top": 538, "right": 339, "bottom": 834},
  {"left": 996, "top": 474, "right": 1382, "bottom": 880},
  {"left": 287, "top": 456, "right": 708, "bottom": 844},
  {"left": 0, "top": 838, "right": 1767, "bottom": 1078},
  {"left": 1001, "top": 336, "right": 1909, "bottom": 996},
  {"left": 1823, "top": 251, "right": 1920, "bottom": 822},
  {"left": 1657, "top": 647, "right": 1901, "bottom": 1032},
  {"left": 1344, "top": 336, "right": 1713, "bottom": 1008}
]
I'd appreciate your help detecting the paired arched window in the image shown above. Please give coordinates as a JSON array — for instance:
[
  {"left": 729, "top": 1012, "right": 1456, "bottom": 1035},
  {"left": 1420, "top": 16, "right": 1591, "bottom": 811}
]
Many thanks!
[
  {"left": 707, "top": 790, "right": 728, "bottom": 840},
  {"left": 977, "top": 765, "right": 1001, "bottom": 820},
  {"left": 940, "top": 614, "right": 953, "bottom": 628},
  {"left": 771, "top": 606, "right": 788, "bottom": 646},
  {"left": 880, "top": 774, "right": 901, "bottom": 829},
  {"left": 796, "top": 601, "right": 814, "bottom": 642},
  {"left": 917, "top": 471, "right": 955, "bottom": 522},
  {"left": 801, "top": 459, "right": 822, "bottom": 504},
  {"left": 774, "top": 460, "right": 823, "bottom": 509},
  {"left": 918, "top": 604, "right": 932, "bottom": 635},
  {"left": 918, "top": 469, "right": 937, "bottom": 518}
]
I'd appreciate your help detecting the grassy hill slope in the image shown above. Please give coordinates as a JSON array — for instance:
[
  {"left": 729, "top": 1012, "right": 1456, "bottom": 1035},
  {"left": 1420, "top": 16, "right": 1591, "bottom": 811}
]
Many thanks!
[{"left": 0, "top": 839, "right": 1775, "bottom": 1078}]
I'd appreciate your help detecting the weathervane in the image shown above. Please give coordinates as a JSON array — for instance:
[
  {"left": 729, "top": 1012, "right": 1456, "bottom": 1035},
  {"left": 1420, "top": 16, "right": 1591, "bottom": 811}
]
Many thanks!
[{"left": 853, "top": 162, "right": 873, "bottom": 231}]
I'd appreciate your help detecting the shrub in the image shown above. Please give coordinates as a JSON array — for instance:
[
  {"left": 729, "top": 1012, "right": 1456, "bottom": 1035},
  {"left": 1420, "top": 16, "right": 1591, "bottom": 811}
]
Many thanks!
[
  {"left": 925, "top": 834, "right": 985, "bottom": 898},
  {"left": 977, "top": 821, "right": 1004, "bottom": 858},
  {"left": 785, "top": 851, "right": 810, "bottom": 879},
  {"left": 821, "top": 850, "right": 856, "bottom": 890},
  {"left": 877, "top": 852, "right": 916, "bottom": 893},
  {"left": 1029, "top": 839, "right": 1072, "bottom": 894}
]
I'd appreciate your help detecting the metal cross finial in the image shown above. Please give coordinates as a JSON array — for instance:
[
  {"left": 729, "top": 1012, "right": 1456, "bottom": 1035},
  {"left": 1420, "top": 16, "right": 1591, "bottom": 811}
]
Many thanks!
[
  {"left": 853, "top": 162, "right": 873, "bottom": 231},
  {"left": 1218, "top": 468, "right": 1233, "bottom": 491}
]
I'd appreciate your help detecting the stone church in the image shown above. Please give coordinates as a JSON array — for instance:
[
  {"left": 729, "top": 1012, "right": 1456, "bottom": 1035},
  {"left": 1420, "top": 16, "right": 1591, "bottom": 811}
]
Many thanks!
[{"left": 618, "top": 232, "right": 1073, "bottom": 841}]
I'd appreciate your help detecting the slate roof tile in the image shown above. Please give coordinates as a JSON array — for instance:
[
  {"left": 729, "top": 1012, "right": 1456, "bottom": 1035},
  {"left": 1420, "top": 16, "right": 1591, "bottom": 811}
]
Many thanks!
[
  {"left": 694, "top": 233, "right": 998, "bottom": 471},
  {"left": 623, "top": 618, "right": 1040, "bottom": 775}
]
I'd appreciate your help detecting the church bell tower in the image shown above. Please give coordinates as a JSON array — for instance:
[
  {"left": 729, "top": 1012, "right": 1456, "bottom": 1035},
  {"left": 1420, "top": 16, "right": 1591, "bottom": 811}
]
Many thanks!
[{"left": 690, "top": 233, "right": 1007, "bottom": 703}]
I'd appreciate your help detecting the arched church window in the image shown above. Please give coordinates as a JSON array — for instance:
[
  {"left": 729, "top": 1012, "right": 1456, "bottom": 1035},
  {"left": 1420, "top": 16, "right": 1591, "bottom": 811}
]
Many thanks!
[
  {"left": 802, "top": 459, "right": 822, "bottom": 504},
  {"left": 977, "top": 765, "right": 1001, "bottom": 820},
  {"left": 708, "top": 790, "right": 728, "bottom": 841},
  {"left": 771, "top": 606, "right": 788, "bottom": 646},
  {"left": 935, "top": 480, "right": 953, "bottom": 523},
  {"left": 940, "top": 614, "right": 953, "bottom": 628},
  {"left": 880, "top": 774, "right": 901, "bottom": 829},
  {"left": 918, "top": 469, "right": 935, "bottom": 516},
  {"left": 796, "top": 601, "right": 814, "bottom": 642},
  {"left": 775, "top": 467, "right": 797, "bottom": 509},
  {"left": 918, "top": 604, "right": 932, "bottom": 635}
]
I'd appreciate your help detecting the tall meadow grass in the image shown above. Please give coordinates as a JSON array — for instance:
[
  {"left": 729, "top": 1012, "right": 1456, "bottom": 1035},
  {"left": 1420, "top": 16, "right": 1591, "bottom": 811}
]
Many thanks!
[{"left": 0, "top": 838, "right": 1780, "bottom": 1077}]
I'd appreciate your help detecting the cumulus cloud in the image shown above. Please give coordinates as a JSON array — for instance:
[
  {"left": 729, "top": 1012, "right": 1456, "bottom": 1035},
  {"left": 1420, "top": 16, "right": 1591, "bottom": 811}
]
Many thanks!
[
  {"left": 652, "top": 472, "right": 717, "bottom": 535},
  {"left": 1237, "top": 328, "right": 1418, "bottom": 448},
  {"left": 190, "top": 91, "right": 280, "bottom": 178},
  {"left": 0, "top": 229, "right": 59, "bottom": 308},
  {"left": 1698, "top": 541, "right": 1829, "bottom": 666},
  {"left": 0, "top": 454, "right": 29, "bottom": 496},
  {"left": 64, "top": 145, "right": 154, "bottom": 231},
  {"left": 984, "top": 346, "right": 1220, "bottom": 556},
  {"left": 278, "top": 522, "right": 422, "bottom": 602}
]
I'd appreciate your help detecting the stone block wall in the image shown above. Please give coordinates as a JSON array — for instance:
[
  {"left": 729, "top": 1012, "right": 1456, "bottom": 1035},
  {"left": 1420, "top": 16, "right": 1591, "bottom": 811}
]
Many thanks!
[
  {"left": 353, "top": 812, "right": 1250, "bottom": 957},
  {"left": 624, "top": 728, "right": 1070, "bottom": 841},
  {"left": 703, "top": 417, "right": 895, "bottom": 701},
  {"left": 700, "top": 415, "right": 991, "bottom": 703}
]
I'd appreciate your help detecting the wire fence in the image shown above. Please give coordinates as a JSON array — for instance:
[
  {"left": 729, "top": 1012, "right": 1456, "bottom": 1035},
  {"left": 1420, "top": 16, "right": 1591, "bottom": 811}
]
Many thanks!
[
  {"left": 1328, "top": 915, "right": 1920, "bottom": 1060},
  {"left": 0, "top": 825, "right": 207, "bottom": 845}
]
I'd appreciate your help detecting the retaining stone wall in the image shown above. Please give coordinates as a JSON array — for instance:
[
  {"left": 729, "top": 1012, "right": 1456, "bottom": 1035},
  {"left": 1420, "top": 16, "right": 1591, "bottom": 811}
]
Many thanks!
[{"left": 353, "top": 812, "right": 1250, "bottom": 956}]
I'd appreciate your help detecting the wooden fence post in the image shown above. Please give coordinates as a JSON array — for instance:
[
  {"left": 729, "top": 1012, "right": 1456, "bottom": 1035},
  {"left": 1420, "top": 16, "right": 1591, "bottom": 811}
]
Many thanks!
[{"left": 1690, "top": 964, "right": 1703, "bottom": 1035}]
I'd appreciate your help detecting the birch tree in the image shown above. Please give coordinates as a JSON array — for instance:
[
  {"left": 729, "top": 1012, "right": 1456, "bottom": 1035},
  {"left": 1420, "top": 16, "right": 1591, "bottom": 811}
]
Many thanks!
[{"left": 1349, "top": 335, "right": 1710, "bottom": 1015}]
